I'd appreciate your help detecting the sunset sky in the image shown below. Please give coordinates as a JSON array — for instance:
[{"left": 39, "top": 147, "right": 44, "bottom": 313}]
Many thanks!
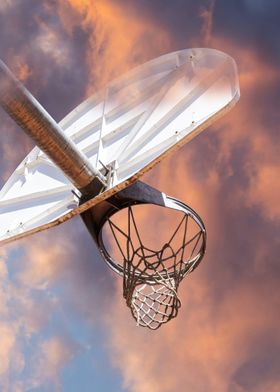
[{"left": 0, "top": 1, "right": 279, "bottom": 391}]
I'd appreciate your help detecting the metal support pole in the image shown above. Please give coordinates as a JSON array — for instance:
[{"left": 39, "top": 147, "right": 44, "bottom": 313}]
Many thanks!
[{"left": 0, "top": 60, "right": 106, "bottom": 197}]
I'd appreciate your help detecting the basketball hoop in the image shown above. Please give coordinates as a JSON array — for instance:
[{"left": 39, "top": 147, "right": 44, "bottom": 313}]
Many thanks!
[{"left": 82, "top": 181, "right": 206, "bottom": 329}]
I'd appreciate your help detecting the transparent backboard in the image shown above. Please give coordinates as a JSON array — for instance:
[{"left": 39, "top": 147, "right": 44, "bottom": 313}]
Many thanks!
[{"left": 0, "top": 48, "right": 240, "bottom": 244}]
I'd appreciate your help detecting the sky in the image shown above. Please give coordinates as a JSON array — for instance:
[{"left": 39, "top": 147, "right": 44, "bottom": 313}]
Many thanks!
[{"left": 0, "top": 0, "right": 279, "bottom": 391}]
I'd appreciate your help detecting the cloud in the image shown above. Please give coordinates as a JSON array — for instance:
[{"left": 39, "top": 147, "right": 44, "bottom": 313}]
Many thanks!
[
  {"left": 212, "top": 0, "right": 280, "bottom": 67},
  {"left": 0, "top": 0, "right": 14, "bottom": 13},
  {"left": 34, "top": 19, "right": 71, "bottom": 68},
  {"left": 17, "top": 234, "right": 71, "bottom": 289},
  {"left": 58, "top": 0, "right": 171, "bottom": 92},
  {"left": 27, "top": 335, "right": 79, "bottom": 391},
  {"left": 0, "top": 249, "right": 25, "bottom": 390},
  {"left": 0, "top": 223, "right": 107, "bottom": 389},
  {"left": 244, "top": 163, "right": 280, "bottom": 221},
  {"left": 199, "top": 0, "right": 216, "bottom": 45},
  {"left": 0, "top": 1, "right": 279, "bottom": 391},
  {"left": 0, "top": 323, "right": 18, "bottom": 376}
]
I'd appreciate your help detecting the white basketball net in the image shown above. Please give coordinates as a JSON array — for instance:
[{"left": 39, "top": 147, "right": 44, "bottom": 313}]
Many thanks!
[{"left": 106, "top": 206, "right": 204, "bottom": 330}]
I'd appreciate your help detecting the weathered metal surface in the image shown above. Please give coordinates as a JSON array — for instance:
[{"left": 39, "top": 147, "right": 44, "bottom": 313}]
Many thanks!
[{"left": 0, "top": 60, "right": 106, "bottom": 195}]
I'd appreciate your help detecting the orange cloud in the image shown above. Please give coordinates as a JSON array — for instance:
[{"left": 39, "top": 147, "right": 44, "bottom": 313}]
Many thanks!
[
  {"left": 0, "top": 0, "right": 12, "bottom": 13},
  {"left": 33, "top": 18, "right": 71, "bottom": 68},
  {"left": 58, "top": 0, "right": 171, "bottom": 92},
  {"left": 26, "top": 335, "right": 78, "bottom": 391},
  {"left": 244, "top": 163, "right": 280, "bottom": 221},
  {"left": 7, "top": 56, "right": 32, "bottom": 82},
  {"left": 18, "top": 234, "right": 70, "bottom": 289},
  {"left": 0, "top": 250, "right": 25, "bottom": 390},
  {"left": 0, "top": 323, "right": 17, "bottom": 376},
  {"left": 199, "top": 0, "right": 216, "bottom": 46}
]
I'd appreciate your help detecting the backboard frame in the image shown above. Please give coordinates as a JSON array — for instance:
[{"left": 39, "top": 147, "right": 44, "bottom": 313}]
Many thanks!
[{"left": 0, "top": 48, "right": 240, "bottom": 246}]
